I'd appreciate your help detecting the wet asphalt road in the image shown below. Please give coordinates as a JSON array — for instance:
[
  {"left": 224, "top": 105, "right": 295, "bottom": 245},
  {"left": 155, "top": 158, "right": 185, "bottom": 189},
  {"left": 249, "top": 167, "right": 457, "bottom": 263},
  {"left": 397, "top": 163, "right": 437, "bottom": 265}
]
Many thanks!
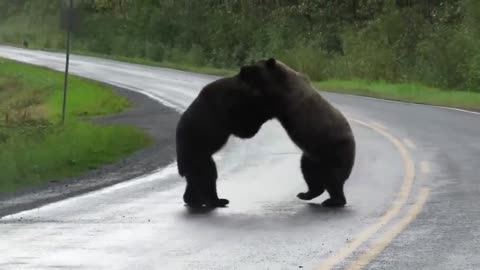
[{"left": 0, "top": 45, "right": 479, "bottom": 269}]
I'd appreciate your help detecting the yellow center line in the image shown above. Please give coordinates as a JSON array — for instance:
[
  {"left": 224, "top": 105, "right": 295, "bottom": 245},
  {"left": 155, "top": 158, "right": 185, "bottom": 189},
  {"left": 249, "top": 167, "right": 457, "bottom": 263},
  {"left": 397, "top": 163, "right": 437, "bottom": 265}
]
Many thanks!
[
  {"left": 346, "top": 188, "right": 430, "bottom": 270},
  {"left": 317, "top": 118, "right": 416, "bottom": 270},
  {"left": 421, "top": 161, "right": 430, "bottom": 174},
  {"left": 403, "top": 138, "right": 416, "bottom": 150},
  {"left": 370, "top": 121, "right": 388, "bottom": 131}
]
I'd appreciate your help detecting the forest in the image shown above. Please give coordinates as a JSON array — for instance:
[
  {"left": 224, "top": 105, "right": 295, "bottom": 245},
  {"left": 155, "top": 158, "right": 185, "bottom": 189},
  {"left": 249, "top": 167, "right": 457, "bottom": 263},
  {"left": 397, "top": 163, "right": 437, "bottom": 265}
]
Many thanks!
[{"left": 1, "top": 0, "right": 480, "bottom": 92}]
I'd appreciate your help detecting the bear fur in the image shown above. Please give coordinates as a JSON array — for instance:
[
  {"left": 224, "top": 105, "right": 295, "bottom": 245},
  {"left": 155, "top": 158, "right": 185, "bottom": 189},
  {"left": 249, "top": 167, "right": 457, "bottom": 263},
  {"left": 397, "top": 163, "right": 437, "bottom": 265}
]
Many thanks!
[
  {"left": 239, "top": 58, "right": 356, "bottom": 207},
  {"left": 176, "top": 75, "right": 273, "bottom": 208}
]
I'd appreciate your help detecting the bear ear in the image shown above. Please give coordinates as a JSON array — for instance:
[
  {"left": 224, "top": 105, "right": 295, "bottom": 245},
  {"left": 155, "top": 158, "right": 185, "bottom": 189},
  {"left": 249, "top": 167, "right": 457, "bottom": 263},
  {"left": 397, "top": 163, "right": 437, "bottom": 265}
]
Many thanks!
[
  {"left": 266, "top": 58, "right": 276, "bottom": 68},
  {"left": 239, "top": 65, "right": 253, "bottom": 80}
]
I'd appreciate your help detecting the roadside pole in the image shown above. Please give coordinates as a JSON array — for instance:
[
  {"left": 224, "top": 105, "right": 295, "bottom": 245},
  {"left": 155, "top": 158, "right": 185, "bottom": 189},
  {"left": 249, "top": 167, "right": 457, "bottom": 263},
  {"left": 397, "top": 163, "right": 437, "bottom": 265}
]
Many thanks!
[{"left": 61, "top": 0, "right": 73, "bottom": 125}]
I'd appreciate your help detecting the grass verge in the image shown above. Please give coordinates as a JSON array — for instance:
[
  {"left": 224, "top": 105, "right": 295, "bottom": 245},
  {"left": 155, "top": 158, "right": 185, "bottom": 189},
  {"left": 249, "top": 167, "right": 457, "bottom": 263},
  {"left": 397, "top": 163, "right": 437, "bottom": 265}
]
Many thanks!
[
  {"left": 316, "top": 80, "right": 480, "bottom": 111},
  {"left": 0, "top": 58, "right": 151, "bottom": 193}
]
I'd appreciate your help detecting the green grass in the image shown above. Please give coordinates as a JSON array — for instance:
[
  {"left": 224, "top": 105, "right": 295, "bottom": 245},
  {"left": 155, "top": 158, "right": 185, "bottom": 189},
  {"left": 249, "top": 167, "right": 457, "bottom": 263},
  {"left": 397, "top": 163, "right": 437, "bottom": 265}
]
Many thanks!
[
  {"left": 0, "top": 58, "right": 151, "bottom": 193},
  {"left": 316, "top": 80, "right": 480, "bottom": 111},
  {"left": 0, "top": 58, "right": 130, "bottom": 118}
]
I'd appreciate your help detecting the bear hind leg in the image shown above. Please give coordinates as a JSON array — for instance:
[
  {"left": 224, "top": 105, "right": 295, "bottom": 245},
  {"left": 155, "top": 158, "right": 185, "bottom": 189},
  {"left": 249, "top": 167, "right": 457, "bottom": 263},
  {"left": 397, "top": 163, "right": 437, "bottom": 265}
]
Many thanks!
[
  {"left": 297, "top": 154, "right": 325, "bottom": 201},
  {"left": 322, "top": 182, "right": 346, "bottom": 207},
  {"left": 322, "top": 140, "right": 354, "bottom": 207},
  {"left": 202, "top": 156, "right": 229, "bottom": 207},
  {"left": 322, "top": 167, "right": 348, "bottom": 207}
]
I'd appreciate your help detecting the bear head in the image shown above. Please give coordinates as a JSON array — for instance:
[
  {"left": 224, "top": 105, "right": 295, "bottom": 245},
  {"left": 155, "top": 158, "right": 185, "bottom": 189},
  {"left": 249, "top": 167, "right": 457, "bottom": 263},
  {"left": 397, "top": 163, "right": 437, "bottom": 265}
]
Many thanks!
[
  {"left": 242, "top": 58, "right": 307, "bottom": 96},
  {"left": 226, "top": 76, "right": 274, "bottom": 139},
  {"left": 239, "top": 58, "right": 306, "bottom": 110}
]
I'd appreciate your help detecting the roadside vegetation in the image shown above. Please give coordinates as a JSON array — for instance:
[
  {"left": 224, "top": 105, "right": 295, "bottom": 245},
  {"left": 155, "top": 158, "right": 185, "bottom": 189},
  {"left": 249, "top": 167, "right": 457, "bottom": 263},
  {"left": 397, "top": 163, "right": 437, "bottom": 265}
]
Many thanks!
[
  {"left": 316, "top": 80, "right": 480, "bottom": 110},
  {"left": 1, "top": 1, "right": 480, "bottom": 109},
  {"left": 0, "top": 58, "right": 150, "bottom": 193}
]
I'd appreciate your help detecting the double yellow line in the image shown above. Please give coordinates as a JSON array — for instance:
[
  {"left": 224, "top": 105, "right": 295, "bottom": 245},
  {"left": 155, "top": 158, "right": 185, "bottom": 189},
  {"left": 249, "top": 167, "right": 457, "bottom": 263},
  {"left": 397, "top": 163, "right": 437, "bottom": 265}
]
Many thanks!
[{"left": 318, "top": 118, "right": 430, "bottom": 270}]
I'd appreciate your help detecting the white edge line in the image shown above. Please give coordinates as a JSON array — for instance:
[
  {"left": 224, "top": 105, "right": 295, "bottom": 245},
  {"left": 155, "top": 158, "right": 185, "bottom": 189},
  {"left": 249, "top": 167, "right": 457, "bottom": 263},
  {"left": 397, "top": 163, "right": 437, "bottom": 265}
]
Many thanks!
[
  {"left": 1, "top": 163, "right": 179, "bottom": 219},
  {"left": 0, "top": 45, "right": 221, "bottom": 81},
  {"left": 111, "top": 82, "right": 184, "bottom": 113},
  {"left": 324, "top": 91, "right": 480, "bottom": 116}
]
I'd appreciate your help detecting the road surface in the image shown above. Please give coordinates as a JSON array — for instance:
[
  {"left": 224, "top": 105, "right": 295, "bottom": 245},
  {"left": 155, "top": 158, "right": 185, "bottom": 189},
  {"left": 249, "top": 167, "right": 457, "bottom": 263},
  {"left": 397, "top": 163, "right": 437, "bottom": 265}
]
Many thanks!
[{"left": 0, "top": 45, "right": 479, "bottom": 270}]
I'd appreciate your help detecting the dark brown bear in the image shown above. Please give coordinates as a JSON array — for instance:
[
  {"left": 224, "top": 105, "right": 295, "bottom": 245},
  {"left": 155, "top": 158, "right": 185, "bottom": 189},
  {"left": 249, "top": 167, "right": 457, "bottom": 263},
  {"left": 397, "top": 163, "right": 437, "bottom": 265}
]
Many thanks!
[
  {"left": 176, "top": 75, "right": 273, "bottom": 208},
  {"left": 238, "top": 58, "right": 356, "bottom": 207}
]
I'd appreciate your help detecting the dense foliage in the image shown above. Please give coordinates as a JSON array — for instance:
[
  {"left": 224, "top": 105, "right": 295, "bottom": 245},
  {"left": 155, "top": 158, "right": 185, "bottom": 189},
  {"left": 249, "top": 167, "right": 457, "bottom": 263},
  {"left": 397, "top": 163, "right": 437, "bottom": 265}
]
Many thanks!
[{"left": 1, "top": 0, "right": 480, "bottom": 91}]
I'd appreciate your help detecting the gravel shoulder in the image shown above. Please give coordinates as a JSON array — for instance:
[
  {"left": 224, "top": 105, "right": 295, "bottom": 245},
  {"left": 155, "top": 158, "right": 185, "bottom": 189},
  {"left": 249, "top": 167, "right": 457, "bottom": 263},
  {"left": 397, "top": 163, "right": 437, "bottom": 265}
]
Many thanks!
[{"left": 0, "top": 85, "right": 180, "bottom": 217}]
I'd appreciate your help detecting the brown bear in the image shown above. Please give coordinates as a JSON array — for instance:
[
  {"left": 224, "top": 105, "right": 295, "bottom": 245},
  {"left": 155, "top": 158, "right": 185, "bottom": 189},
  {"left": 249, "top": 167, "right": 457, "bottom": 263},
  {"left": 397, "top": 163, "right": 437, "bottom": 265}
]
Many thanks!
[
  {"left": 176, "top": 75, "right": 273, "bottom": 208},
  {"left": 238, "top": 58, "right": 356, "bottom": 207}
]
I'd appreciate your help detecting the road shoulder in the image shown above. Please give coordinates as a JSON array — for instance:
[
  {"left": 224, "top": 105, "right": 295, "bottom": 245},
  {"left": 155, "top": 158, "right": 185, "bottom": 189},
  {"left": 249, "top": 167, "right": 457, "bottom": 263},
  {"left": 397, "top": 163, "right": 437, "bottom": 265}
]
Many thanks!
[{"left": 0, "top": 85, "right": 179, "bottom": 217}]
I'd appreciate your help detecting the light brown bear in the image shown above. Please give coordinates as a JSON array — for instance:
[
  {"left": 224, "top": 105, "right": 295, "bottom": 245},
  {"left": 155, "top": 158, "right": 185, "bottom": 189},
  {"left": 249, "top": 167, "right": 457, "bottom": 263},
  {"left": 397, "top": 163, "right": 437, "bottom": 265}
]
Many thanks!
[{"left": 239, "top": 58, "right": 356, "bottom": 207}]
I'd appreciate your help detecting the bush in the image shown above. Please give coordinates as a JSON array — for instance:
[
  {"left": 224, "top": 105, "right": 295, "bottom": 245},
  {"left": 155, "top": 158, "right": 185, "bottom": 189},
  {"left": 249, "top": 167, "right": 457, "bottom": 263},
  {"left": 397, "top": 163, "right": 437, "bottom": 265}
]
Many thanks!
[{"left": 2, "top": 0, "right": 480, "bottom": 92}]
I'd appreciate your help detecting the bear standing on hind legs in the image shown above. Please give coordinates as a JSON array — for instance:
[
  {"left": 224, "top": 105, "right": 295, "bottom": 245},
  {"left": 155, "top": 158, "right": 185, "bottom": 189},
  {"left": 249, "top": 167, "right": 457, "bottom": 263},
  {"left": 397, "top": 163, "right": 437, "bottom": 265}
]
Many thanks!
[
  {"left": 176, "top": 75, "right": 272, "bottom": 208},
  {"left": 239, "top": 58, "right": 356, "bottom": 207}
]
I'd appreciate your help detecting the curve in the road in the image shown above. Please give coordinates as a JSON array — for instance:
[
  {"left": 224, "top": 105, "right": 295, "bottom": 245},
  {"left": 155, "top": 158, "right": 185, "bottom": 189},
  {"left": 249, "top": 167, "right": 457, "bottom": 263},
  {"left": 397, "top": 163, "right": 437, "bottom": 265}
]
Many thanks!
[
  {"left": 335, "top": 92, "right": 480, "bottom": 116},
  {"left": 317, "top": 118, "right": 424, "bottom": 270},
  {"left": 2, "top": 45, "right": 456, "bottom": 270},
  {"left": 346, "top": 187, "right": 430, "bottom": 270}
]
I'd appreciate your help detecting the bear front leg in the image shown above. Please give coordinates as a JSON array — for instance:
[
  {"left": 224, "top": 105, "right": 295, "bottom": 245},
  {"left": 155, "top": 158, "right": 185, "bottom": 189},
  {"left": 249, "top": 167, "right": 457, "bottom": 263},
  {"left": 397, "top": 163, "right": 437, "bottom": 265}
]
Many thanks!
[
  {"left": 183, "top": 156, "right": 229, "bottom": 208},
  {"left": 202, "top": 156, "right": 229, "bottom": 207},
  {"left": 183, "top": 180, "right": 205, "bottom": 208}
]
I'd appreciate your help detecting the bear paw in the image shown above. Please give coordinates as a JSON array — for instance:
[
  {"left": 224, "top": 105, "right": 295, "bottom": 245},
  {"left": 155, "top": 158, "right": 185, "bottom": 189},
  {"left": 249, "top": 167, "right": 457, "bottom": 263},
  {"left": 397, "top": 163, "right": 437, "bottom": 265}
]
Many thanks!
[
  {"left": 206, "top": 198, "right": 229, "bottom": 207},
  {"left": 321, "top": 198, "right": 346, "bottom": 208},
  {"left": 184, "top": 201, "right": 206, "bottom": 208},
  {"left": 297, "top": 191, "right": 323, "bottom": 200},
  {"left": 185, "top": 198, "right": 230, "bottom": 208}
]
